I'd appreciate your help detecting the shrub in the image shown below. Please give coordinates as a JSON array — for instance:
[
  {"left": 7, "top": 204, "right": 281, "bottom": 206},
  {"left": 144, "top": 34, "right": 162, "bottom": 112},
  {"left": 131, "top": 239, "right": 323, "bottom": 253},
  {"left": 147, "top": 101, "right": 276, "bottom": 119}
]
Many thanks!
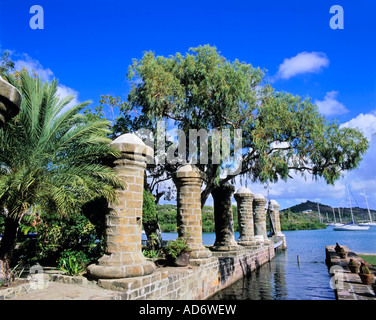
[
  {"left": 360, "top": 262, "right": 371, "bottom": 274},
  {"left": 164, "top": 238, "right": 191, "bottom": 259},
  {"left": 57, "top": 250, "right": 89, "bottom": 276}
]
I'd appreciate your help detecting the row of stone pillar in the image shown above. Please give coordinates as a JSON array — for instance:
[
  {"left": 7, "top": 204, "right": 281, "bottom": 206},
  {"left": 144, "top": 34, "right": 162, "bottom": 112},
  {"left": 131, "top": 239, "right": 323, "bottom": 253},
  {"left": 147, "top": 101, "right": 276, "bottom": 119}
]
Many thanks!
[
  {"left": 211, "top": 184, "right": 283, "bottom": 251},
  {"left": 87, "top": 134, "right": 284, "bottom": 280}
]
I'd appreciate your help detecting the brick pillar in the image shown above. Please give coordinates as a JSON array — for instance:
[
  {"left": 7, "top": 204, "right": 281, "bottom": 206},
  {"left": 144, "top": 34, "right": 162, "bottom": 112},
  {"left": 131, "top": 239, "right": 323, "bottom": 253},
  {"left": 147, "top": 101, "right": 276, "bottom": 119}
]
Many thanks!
[
  {"left": 87, "top": 134, "right": 155, "bottom": 279},
  {"left": 269, "top": 200, "right": 287, "bottom": 249},
  {"left": 253, "top": 193, "right": 269, "bottom": 244},
  {"left": 234, "top": 187, "right": 257, "bottom": 246},
  {"left": 173, "top": 165, "right": 212, "bottom": 259},
  {"left": 211, "top": 184, "right": 239, "bottom": 251},
  {"left": 269, "top": 200, "right": 282, "bottom": 236}
]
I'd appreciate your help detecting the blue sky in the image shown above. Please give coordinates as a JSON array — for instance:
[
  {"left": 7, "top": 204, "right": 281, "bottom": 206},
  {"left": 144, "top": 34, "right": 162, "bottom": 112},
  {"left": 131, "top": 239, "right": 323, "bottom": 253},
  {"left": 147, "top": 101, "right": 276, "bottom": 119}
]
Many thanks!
[{"left": 1, "top": 0, "right": 376, "bottom": 212}]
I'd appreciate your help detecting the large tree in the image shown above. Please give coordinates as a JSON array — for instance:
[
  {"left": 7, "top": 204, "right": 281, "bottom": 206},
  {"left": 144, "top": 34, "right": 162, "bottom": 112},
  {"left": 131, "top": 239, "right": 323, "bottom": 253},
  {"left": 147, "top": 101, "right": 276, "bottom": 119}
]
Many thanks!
[
  {"left": 121, "top": 45, "right": 369, "bottom": 207},
  {"left": 0, "top": 72, "right": 123, "bottom": 281}
]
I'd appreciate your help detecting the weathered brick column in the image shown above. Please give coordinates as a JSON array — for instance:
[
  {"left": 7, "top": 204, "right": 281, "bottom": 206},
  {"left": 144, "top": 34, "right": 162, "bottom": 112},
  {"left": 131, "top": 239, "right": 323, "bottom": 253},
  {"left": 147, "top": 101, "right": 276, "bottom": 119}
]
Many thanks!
[
  {"left": 211, "top": 184, "right": 239, "bottom": 251},
  {"left": 0, "top": 76, "right": 21, "bottom": 127},
  {"left": 253, "top": 193, "right": 269, "bottom": 244},
  {"left": 269, "top": 200, "right": 282, "bottom": 236},
  {"left": 234, "top": 187, "right": 257, "bottom": 246},
  {"left": 87, "top": 134, "right": 155, "bottom": 279},
  {"left": 269, "top": 200, "right": 287, "bottom": 249},
  {"left": 173, "top": 165, "right": 212, "bottom": 259}
]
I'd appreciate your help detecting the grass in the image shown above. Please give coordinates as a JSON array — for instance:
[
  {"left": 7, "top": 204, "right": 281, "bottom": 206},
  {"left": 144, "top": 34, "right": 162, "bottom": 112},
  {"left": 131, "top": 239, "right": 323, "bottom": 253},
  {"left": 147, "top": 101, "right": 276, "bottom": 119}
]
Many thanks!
[{"left": 358, "top": 254, "right": 376, "bottom": 268}]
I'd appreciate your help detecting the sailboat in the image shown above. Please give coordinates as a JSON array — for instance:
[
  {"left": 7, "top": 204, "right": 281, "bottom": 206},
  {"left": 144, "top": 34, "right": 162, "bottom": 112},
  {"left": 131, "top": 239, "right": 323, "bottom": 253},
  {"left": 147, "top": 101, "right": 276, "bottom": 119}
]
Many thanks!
[
  {"left": 333, "top": 185, "right": 370, "bottom": 231},
  {"left": 358, "top": 188, "right": 376, "bottom": 227},
  {"left": 317, "top": 203, "right": 322, "bottom": 223},
  {"left": 332, "top": 207, "right": 342, "bottom": 226}
]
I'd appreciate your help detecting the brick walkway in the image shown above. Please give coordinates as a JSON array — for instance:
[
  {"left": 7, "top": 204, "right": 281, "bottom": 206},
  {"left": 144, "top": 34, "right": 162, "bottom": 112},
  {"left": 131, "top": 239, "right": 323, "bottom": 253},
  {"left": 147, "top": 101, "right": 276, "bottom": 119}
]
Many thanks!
[{"left": 9, "top": 281, "right": 122, "bottom": 300}]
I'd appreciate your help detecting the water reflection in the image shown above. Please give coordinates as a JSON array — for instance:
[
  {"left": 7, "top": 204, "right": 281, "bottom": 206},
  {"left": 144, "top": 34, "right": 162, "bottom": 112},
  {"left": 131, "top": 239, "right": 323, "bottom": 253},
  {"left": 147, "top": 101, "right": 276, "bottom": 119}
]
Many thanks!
[
  {"left": 164, "top": 227, "right": 376, "bottom": 300},
  {"left": 210, "top": 250, "right": 288, "bottom": 300}
]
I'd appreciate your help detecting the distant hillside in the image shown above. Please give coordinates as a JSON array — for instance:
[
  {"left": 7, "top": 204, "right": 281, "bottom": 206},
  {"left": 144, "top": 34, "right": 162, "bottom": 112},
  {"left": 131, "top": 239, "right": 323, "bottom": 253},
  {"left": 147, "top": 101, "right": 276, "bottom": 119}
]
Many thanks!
[{"left": 282, "top": 200, "right": 376, "bottom": 223}]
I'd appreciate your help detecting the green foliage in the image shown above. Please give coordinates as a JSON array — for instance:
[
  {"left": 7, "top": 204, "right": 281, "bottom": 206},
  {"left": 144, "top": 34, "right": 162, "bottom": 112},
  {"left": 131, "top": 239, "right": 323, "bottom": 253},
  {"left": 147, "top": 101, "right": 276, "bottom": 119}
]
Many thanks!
[
  {"left": 358, "top": 255, "right": 376, "bottom": 268},
  {"left": 279, "top": 209, "right": 327, "bottom": 231},
  {"left": 142, "top": 248, "right": 160, "bottom": 259},
  {"left": 360, "top": 263, "right": 371, "bottom": 274},
  {"left": 0, "top": 50, "right": 15, "bottom": 76},
  {"left": 0, "top": 214, "right": 5, "bottom": 234},
  {"left": 349, "top": 258, "right": 359, "bottom": 266},
  {"left": 57, "top": 249, "right": 89, "bottom": 276},
  {"left": 156, "top": 204, "right": 230, "bottom": 233},
  {"left": 202, "top": 206, "right": 215, "bottom": 233},
  {"left": 13, "top": 211, "right": 103, "bottom": 266},
  {"left": 164, "top": 237, "right": 191, "bottom": 259},
  {"left": 155, "top": 204, "right": 178, "bottom": 232},
  {"left": 143, "top": 190, "right": 157, "bottom": 223}
]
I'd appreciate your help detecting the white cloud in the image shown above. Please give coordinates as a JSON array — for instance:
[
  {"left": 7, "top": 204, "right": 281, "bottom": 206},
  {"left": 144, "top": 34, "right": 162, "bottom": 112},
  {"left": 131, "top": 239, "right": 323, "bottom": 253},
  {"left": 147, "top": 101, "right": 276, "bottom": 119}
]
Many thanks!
[
  {"left": 55, "top": 84, "right": 80, "bottom": 112},
  {"left": 340, "top": 112, "right": 376, "bottom": 140},
  {"left": 274, "top": 51, "right": 329, "bottom": 81},
  {"left": 13, "top": 53, "right": 53, "bottom": 82},
  {"left": 10, "top": 52, "right": 80, "bottom": 110},
  {"left": 314, "top": 91, "right": 349, "bottom": 116}
]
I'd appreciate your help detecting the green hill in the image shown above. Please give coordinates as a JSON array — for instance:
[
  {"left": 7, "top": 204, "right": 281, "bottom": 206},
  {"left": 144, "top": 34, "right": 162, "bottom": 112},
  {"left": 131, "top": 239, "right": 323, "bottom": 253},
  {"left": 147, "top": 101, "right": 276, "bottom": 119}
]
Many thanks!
[
  {"left": 284, "top": 200, "right": 376, "bottom": 224},
  {"left": 154, "top": 200, "right": 375, "bottom": 233}
]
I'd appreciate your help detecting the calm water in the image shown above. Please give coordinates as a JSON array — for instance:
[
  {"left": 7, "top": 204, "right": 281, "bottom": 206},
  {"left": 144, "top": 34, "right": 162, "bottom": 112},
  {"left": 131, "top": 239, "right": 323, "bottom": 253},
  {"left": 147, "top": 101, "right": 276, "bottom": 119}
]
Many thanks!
[{"left": 162, "top": 226, "right": 376, "bottom": 300}]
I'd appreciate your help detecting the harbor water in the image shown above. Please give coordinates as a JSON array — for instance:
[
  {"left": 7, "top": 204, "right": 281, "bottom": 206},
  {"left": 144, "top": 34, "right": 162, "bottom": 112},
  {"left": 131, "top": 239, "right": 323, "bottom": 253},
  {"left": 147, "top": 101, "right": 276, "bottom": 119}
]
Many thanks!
[{"left": 162, "top": 226, "right": 376, "bottom": 300}]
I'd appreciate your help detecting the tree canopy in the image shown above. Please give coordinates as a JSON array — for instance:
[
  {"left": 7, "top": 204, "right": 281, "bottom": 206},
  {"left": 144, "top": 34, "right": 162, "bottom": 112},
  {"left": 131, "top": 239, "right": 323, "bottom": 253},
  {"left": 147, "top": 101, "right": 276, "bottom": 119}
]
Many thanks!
[{"left": 118, "top": 45, "right": 368, "bottom": 206}]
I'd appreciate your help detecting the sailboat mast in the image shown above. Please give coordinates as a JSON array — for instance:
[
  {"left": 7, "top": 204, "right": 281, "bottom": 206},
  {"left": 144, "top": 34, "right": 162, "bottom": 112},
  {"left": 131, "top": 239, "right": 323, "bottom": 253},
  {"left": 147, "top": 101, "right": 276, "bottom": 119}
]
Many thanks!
[
  {"left": 332, "top": 207, "right": 336, "bottom": 223},
  {"left": 364, "top": 188, "right": 373, "bottom": 223},
  {"left": 346, "top": 184, "right": 355, "bottom": 223},
  {"left": 338, "top": 207, "right": 342, "bottom": 223},
  {"left": 317, "top": 203, "right": 322, "bottom": 223}
]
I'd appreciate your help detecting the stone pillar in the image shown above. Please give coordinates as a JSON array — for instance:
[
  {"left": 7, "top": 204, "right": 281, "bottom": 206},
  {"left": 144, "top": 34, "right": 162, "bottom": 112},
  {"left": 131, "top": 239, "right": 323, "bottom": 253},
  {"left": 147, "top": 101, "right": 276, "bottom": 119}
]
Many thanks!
[
  {"left": 269, "top": 200, "right": 282, "bottom": 236},
  {"left": 211, "top": 184, "right": 239, "bottom": 251},
  {"left": 173, "top": 165, "right": 212, "bottom": 259},
  {"left": 87, "top": 134, "right": 155, "bottom": 279},
  {"left": 253, "top": 193, "right": 269, "bottom": 244},
  {"left": 234, "top": 187, "right": 257, "bottom": 246},
  {"left": 0, "top": 76, "right": 22, "bottom": 127},
  {"left": 269, "top": 200, "right": 287, "bottom": 249}
]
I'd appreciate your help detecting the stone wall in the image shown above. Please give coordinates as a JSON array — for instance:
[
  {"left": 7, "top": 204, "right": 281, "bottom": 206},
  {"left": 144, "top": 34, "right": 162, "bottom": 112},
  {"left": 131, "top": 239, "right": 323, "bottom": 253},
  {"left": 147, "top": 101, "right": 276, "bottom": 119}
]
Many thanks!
[{"left": 97, "top": 244, "right": 275, "bottom": 300}]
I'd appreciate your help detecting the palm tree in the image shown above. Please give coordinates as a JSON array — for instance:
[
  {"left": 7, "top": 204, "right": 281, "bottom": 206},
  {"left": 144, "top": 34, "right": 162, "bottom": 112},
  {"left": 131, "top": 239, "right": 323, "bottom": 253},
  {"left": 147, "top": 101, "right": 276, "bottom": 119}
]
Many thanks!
[{"left": 0, "top": 72, "right": 124, "bottom": 281}]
